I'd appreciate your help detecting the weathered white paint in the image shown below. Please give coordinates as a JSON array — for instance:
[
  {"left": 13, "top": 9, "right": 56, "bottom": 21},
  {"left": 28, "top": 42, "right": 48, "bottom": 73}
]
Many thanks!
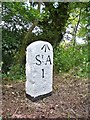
[{"left": 26, "top": 41, "right": 53, "bottom": 98}]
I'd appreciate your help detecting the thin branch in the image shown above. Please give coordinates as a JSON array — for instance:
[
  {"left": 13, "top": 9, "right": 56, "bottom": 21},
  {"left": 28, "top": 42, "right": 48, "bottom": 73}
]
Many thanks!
[
  {"left": 73, "top": 8, "right": 82, "bottom": 46},
  {"left": 67, "top": 13, "right": 80, "bottom": 25}
]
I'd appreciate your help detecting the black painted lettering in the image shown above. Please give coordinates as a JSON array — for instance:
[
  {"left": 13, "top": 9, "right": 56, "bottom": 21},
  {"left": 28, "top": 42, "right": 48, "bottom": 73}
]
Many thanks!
[
  {"left": 42, "top": 69, "right": 44, "bottom": 78},
  {"left": 35, "top": 55, "right": 41, "bottom": 65},
  {"left": 45, "top": 55, "right": 52, "bottom": 65}
]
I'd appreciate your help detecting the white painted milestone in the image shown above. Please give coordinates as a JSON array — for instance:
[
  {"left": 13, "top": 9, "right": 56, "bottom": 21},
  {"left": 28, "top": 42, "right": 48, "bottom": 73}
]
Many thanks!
[{"left": 26, "top": 41, "right": 53, "bottom": 98}]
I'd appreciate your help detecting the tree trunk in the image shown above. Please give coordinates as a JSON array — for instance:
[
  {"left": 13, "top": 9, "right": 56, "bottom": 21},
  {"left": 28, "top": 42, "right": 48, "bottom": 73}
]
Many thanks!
[{"left": 15, "top": 20, "right": 38, "bottom": 65}]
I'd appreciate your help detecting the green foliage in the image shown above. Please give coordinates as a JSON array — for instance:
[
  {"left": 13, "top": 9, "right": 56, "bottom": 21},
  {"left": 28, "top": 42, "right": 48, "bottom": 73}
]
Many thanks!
[
  {"left": 67, "top": 2, "right": 88, "bottom": 44},
  {"left": 2, "top": 28, "right": 24, "bottom": 72},
  {"left": 2, "top": 43, "right": 88, "bottom": 80},
  {"left": 2, "top": 64, "right": 25, "bottom": 81},
  {"left": 2, "top": 2, "right": 89, "bottom": 80},
  {"left": 54, "top": 44, "right": 88, "bottom": 78}
]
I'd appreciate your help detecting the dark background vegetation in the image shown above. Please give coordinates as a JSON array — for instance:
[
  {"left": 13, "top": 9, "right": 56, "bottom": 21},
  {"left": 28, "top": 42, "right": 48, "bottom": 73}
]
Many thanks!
[
  {"left": 1, "top": 2, "right": 90, "bottom": 119},
  {"left": 2, "top": 2, "right": 89, "bottom": 80}
]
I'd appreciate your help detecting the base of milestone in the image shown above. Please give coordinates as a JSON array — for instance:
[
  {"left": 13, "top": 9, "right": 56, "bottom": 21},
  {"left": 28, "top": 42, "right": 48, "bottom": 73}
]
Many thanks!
[{"left": 26, "top": 92, "right": 52, "bottom": 102}]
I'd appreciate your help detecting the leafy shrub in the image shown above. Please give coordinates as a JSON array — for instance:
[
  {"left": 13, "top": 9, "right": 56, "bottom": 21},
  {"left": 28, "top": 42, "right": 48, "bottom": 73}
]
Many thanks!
[
  {"left": 2, "top": 64, "right": 25, "bottom": 81},
  {"left": 2, "top": 28, "right": 24, "bottom": 73},
  {"left": 54, "top": 44, "right": 88, "bottom": 78},
  {"left": 2, "top": 43, "right": 88, "bottom": 81}
]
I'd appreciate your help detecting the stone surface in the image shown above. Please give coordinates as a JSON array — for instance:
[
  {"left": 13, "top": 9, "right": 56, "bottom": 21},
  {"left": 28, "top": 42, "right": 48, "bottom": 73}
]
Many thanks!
[{"left": 26, "top": 41, "right": 53, "bottom": 98}]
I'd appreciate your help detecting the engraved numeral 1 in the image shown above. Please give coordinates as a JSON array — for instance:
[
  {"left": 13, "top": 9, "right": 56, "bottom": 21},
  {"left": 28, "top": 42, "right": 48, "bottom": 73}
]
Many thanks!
[{"left": 42, "top": 69, "right": 44, "bottom": 78}]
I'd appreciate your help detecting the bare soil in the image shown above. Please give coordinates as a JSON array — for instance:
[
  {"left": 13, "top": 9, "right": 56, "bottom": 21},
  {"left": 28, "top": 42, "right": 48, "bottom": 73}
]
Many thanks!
[{"left": 2, "top": 74, "right": 89, "bottom": 119}]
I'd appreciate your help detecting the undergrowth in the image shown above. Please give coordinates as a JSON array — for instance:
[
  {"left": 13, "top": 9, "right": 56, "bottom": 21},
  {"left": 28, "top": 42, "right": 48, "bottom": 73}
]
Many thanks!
[{"left": 2, "top": 44, "right": 88, "bottom": 81}]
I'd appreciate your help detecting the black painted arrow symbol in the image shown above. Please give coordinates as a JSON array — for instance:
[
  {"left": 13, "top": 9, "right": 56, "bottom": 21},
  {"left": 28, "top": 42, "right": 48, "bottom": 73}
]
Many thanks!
[{"left": 41, "top": 44, "right": 50, "bottom": 52}]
